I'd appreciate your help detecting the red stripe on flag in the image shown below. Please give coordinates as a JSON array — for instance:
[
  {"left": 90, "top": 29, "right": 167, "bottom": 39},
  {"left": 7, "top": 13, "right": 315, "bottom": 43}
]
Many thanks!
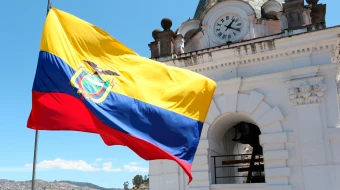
[
  {"left": 27, "top": 91, "right": 193, "bottom": 182},
  {"left": 27, "top": 91, "right": 98, "bottom": 133}
]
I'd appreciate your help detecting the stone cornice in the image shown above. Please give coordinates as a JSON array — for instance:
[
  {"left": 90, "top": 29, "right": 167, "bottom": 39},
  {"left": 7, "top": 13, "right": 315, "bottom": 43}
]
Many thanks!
[
  {"left": 167, "top": 38, "right": 338, "bottom": 80},
  {"left": 164, "top": 26, "right": 340, "bottom": 71},
  {"left": 237, "top": 64, "right": 337, "bottom": 91}
]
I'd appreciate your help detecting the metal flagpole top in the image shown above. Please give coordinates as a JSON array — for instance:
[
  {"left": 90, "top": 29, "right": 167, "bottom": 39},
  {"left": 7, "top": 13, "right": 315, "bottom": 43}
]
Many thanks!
[{"left": 47, "top": 0, "right": 52, "bottom": 15}]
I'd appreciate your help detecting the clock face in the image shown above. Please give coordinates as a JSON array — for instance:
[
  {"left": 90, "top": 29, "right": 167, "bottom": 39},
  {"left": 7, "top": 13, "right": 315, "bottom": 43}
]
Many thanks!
[{"left": 214, "top": 14, "right": 245, "bottom": 42}]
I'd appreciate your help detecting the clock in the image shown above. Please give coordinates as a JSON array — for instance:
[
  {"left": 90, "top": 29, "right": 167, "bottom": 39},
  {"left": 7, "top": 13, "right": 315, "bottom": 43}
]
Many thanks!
[{"left": 213, "top": 13, "right": 246, "bottom": 43}]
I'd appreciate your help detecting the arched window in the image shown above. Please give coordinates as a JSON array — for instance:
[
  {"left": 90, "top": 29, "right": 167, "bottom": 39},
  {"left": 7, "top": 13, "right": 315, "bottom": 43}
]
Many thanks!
[{"left": 209, "top": 113, "right": 265, "bottom": 184}]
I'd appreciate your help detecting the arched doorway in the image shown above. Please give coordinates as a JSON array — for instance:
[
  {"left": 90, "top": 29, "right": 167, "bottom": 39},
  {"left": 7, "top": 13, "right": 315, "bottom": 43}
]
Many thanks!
[
  {"left": 208, "top": 112, "right": 265, "bottom": 184},
  {"left": 188, "top": 90, "right": 290, "bottom": 189}
]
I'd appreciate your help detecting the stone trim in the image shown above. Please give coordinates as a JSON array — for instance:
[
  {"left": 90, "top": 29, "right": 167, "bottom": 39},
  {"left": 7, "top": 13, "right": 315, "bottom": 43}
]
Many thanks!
[
  {"left": 193, "top": 89, "right": 291, "bottom": 189},
  {"left": 184, "top": 43, "right": 332, "bottom": 73},
  {"left": 331, "top": 34, "right": 340, "bottom": 63}
]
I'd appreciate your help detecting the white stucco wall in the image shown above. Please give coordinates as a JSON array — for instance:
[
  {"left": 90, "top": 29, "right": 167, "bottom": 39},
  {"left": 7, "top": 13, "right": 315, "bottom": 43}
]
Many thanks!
[{"left": 149, "top": 25, "right": 340, "bottom": 190}]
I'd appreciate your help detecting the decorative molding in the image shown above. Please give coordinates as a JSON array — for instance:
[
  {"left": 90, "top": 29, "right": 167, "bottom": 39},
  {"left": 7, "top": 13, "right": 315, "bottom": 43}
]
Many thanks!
[
  {"left": 286, "top": 76, "right": 326, "bottom": 106},
  {"left": 161, "top": 26, "right": 340, "bottom": 70},
  {"left": 173, "top": 42, "right": 332, "bottom": 73},
  {"left": 331, "top": 34, "right": 340, "bottom": 63}
]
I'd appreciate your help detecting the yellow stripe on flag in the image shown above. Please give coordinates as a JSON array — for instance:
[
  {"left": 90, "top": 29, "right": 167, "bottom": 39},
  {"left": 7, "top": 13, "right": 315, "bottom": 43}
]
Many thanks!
[{"left": 39, "top": 8, "right": 216, "bottom": 122}]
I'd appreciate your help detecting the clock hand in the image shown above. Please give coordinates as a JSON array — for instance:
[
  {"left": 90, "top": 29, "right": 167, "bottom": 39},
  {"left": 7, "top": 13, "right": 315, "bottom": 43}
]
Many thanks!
[
  {"left": 224, "top": 19, "right": 235, "bottom": 31},
  {"left": 224, "top": 25, "right": 230, "bottom": 31},
  {"left": 229, "top": 27, "right": 241, "bottom": 31}
]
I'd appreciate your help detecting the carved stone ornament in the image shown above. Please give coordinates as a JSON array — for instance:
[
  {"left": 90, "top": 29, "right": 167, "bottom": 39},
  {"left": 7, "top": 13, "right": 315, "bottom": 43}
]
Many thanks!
[
  {"left": 331, "top": 34, "right": 340, "bottom": 63},
  {"left": 286, "top": 77, "right": 326, "bottom": 106}
]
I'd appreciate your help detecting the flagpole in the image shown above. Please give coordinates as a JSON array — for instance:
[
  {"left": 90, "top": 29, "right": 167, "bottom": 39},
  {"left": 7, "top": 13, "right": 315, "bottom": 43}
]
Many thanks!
[{"left": 31, "top": 2, "right": 52, "bottom": 189}]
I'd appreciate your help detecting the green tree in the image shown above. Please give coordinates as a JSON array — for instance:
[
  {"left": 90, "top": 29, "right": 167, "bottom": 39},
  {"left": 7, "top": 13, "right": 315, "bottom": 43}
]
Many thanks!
[
  {"left": 143, "top": 175, "right": 149, "bottom": 185},
  {"left": 123, "top": 181, "right": 129, "bottom": 190},
  {"left": 132, "top": 174, "right": 143, "bottom": 188}
]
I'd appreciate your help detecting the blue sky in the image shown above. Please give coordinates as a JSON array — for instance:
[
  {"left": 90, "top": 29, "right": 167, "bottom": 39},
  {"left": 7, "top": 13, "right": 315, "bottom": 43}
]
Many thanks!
[{"left": 0, "top": 0, "right": 338, "bottom": 189}]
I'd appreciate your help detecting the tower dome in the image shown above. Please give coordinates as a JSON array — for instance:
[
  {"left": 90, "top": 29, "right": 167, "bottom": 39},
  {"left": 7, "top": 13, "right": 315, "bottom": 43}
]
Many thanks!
[
  {"left": 193, "top": 0, "right": 217, "bottom": 19},
  {"left": 194, "top": 0, "right": 273, "bottom": 19}
]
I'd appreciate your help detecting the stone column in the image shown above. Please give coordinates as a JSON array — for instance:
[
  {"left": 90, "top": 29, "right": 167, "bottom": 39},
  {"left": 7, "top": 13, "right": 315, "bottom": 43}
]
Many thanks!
[
  {"left": 283, "top": 0, "right": 305, "bottom": 29},
  {"left": 286, "top": 76, "right": 329, "bottom": 190},
  {"left": 148, "top": 41, "right": 159, "bottom": 58},
  {"left": 158, "top": 31, "right": 175, "bottom": 57},
  {"left": 148, "top": 29, "right": 162, "bottom": 58},
  {"left": 201, "top": 25, "right": 210, "bottom": 49},
  {"left": 302, "top": 7, "right": 312, "bottom": 26},
  {"left": 174, "top": 34, "right": 185, "bottom": 55},
  {"left": 310, "top": 4, "right": 326, "bottom": 25},
  {"left": 331, "top": 34, "right": 340, "bottom": 64},
  {"left": 277, "top": 12, "right": 288, "bottom": 31},
  {"left": 247, "top": 14, "right": 256, "bottom": 38}
]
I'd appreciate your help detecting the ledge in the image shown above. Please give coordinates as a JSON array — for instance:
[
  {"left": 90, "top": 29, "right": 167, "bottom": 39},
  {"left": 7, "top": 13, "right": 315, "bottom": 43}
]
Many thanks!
[{"left": 211, "top": 183, "right": 266, "bottom": 190}]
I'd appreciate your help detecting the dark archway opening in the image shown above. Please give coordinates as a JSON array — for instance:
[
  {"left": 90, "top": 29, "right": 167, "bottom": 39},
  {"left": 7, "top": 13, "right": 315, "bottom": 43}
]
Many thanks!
[
  {"left": 231, "top": 122, "right": 265, "bottom": 183},
  {"left": 212, "top": 122, "right": 265, "bottom": 184}
]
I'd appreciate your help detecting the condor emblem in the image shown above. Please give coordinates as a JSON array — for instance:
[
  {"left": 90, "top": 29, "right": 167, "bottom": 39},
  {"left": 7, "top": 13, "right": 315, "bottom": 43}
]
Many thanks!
[{"left": 71, "top": 60, "right": 120, "bottom": 103}]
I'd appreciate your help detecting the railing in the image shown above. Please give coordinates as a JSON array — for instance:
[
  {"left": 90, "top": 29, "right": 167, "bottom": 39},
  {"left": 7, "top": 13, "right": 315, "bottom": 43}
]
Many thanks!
[{"left": 211, "top": 154, "right": 265, "bottom": 184}]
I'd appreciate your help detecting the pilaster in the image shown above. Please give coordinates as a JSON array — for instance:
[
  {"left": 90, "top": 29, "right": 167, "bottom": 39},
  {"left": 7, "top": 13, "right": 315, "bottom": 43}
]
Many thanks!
[
  {"left": 277, "top": 12, "right": 288, "bottom": 31},
  {"left": 283, "top": 0, "right": 305, "bottom": 29},
  {"left": 158, "top": 30, "right": 175, "bottom": 57},
  {"left": 148, "top": 41, "right": 159, "bottom": 58},
  {"left": 331, "top": 34, "right": 340, "bottom": 64},
  {"left": 174, "top": 34, "right": 185, "bottom": 55},
  {"left": 286, "top": 76, "right": 329, "bottom": 190},
  {"left": 248, "top": 14, "right": 256, "bottom": 38}
]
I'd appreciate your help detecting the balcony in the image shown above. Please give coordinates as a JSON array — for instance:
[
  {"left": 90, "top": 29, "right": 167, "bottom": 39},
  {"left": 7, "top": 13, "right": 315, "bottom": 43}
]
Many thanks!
[{"left": 211, "top": 151, "right": 265, "bottom": 185}]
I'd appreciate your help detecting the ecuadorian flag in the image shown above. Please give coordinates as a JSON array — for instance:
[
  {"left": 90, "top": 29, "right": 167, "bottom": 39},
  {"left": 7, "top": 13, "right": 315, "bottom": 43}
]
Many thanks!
[{"left": 27, "top": 8, "right": 216, "bottom": 182}]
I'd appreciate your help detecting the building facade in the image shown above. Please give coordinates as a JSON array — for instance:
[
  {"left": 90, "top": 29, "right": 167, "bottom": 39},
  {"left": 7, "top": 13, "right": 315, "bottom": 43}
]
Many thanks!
[{"left": 148, "top": 0, "right": 340, "bottom": 190}]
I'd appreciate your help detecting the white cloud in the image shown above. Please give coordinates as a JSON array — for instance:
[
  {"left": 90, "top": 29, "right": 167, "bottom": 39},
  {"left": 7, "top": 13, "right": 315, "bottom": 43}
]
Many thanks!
[
  {"left": 0, "top": 159, "right": 147, "bottom": 173},
  {"left": 129, "top": 162, "right": 141, "bottom": 165},
  {"left": 123, "top": 162, "right": 148, "bottom": 173},
  {"left": 23, "top": 158, "right": 121, "bottom": 172},
  {"left": 25, "top": 158, "right": 99, "bottom": 172},
  {"left": 101, "top": 161, "right": 122, "bottom": 172},
  {"left": 95, "top": 158, "right": 103, "bottom": 162}
]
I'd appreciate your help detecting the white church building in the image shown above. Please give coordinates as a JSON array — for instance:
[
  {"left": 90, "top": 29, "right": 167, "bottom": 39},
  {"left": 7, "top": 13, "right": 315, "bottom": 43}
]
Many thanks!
[{"left": 147, "top": 0, "right": 340, "bottom": 190}]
